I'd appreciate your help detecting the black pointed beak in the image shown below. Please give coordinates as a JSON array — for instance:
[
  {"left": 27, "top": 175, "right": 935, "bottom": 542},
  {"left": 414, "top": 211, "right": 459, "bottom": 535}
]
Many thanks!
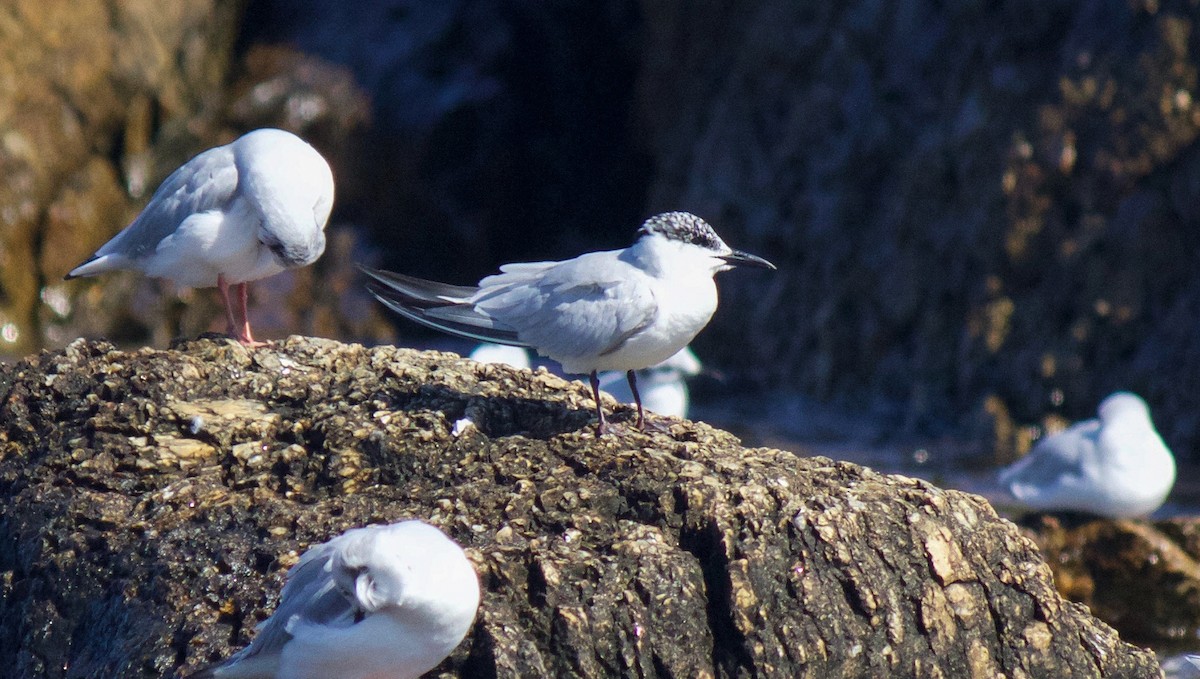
[{"left": 721, "top": 249, "right": 776, "bottom": 270}]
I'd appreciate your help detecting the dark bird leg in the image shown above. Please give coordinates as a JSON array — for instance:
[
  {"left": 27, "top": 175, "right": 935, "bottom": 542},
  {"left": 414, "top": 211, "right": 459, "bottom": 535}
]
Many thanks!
[
  {"left": 589, "top": 370, "right": 609, "bottom": 435},
  {"left": 627, "top": 369, "right": 646, "bottom": 429}
]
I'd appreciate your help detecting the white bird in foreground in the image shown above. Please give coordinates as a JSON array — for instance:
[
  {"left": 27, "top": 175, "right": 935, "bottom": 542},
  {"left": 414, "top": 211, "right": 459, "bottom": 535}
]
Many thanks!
[
  {"left": 468, "top": 342, "right": 532, "bottom": 370},
  {"left": 998, "top": 392, "right": 1176, "bottom": 518},
  {"left": 66, "top": 128, "right": 335, "bottom": 346},
  {"left": 599, "top": 346, "right": 702, "bottom": 419},
  {"left": 196, "top": 520, "right": 480, "bottom": 679},
  {"left": 360, "top": 212, "right": 775, "bottom": 433}
]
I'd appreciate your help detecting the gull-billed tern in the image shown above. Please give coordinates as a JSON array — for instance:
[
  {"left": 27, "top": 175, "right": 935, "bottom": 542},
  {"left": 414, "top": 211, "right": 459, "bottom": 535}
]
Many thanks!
[{"left": 361, "top": 211, "right": 774, "bottom": 433}]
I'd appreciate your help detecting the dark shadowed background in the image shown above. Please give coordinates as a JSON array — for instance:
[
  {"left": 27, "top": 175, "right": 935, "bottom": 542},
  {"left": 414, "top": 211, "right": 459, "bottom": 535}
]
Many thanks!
[{"left": 3, "top": 0, "right": 1199, "bottom": 465}]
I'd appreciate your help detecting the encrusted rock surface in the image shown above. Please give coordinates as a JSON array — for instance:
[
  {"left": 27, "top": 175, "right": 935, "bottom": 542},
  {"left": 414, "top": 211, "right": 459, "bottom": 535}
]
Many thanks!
[{"left": 0, "top": 337, "right": 1161, "bottom": 677}]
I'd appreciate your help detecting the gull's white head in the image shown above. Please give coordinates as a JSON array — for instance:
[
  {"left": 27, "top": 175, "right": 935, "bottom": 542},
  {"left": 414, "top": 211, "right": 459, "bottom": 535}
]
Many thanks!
[
  {"left": 235, "top": 128, "right": 335, "bottom": 268},
  {"left": 330, "top": 520, "right": 480, "bottom": 622},
  {"left": 1097, "top": 391, "right": 1151, "bottom": 425},
  {"left": 631, "top": 212, "right": 775, "bottom": 275}
]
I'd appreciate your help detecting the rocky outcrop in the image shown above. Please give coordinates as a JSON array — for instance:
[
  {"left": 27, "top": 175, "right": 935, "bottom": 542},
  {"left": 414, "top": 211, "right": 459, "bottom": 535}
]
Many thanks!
[{"left": 0, "top": 337, "right": 1159, "bottom": 677}]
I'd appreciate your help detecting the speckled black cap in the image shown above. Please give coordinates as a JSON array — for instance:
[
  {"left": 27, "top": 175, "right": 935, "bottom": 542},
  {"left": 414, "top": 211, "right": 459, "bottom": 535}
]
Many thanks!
[{"left": 636, "top": 211, "right": 727, "bottom": 250}]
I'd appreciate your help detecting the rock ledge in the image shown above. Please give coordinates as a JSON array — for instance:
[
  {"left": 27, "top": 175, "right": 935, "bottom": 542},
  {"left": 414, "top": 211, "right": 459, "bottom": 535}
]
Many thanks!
[{"left": 0, "top": 337, "right": 1159, "bottom": 678}]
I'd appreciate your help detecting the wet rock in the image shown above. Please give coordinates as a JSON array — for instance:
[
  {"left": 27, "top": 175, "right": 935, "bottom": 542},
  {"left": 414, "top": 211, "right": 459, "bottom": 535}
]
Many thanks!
[
  {"left": 0, "top": 337, "right": 1159, "bottom": 677},
  {"left": 1022, "top": 514, "right": 1200, "bottom": 643}
]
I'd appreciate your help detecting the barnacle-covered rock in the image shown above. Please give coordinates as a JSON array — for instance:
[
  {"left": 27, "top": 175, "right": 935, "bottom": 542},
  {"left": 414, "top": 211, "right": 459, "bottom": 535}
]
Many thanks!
[{"left": 0, "top": 337, "right": 1160, "bottom": 677}]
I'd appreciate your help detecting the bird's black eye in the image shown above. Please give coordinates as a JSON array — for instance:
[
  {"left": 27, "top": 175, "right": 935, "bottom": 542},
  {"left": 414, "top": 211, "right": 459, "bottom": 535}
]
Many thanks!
[{"left": 686, "top": 230, "right": 721, "bottom": 249}]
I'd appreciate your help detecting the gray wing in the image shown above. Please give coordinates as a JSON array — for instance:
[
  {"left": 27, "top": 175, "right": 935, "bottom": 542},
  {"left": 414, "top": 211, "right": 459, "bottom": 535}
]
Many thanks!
[
  {"left": 217, "top": 540, "right": 357, "bottom": 670},
  {"left": 999, "top": 419, "right": 1100, "bottom": 489},
  {"left": 98, "top": 146, "right": 239, "bottom": 259},
  {"left": 473, "top": 251, "right": 657, "bottom": 362}
]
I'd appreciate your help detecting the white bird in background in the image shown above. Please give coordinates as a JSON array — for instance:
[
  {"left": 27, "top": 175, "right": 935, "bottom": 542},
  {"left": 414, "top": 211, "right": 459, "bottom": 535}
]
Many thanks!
[
  {"left": 468, "top": 342, "right": 532, "bottom": 370},
  {"left": 196, "top": 520, "right": 480, "bottom": 679},
  {"left": 998, "top": 392, "right": 1176, "bottom": 518},
  {"left": 66, "top": 128, "right": 335, "bottom": 346},
  {"left": 360, "top": 211, "right": 775, "bottom": 434},
  {"left": 599, "top": 346, "right": 702, "bottom": 420}
]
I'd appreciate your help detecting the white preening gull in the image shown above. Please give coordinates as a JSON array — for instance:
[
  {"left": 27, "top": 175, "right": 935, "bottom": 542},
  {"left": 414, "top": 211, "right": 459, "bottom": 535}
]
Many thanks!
[
  {"left": 195, "top": 520, "right": 480, "bottom": 679},
  {"left": 66, "top": 128, "right": 335, "bottom": 346},
  {"left": 998, "top": 392, "right": 1176, "bottom": 518},
  {"left": 360, "top": 212, "right": 774, "bottom": 434},
  {"left": 468, "top": 342, "right": 532, "bottom": 370},
  {"left": 599, "top": 346, "right": 702, "bottom": 419}
]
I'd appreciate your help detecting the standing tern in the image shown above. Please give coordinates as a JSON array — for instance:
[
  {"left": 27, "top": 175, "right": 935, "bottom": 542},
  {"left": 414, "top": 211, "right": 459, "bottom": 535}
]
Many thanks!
[
  {"left": 998, "top": 391, "right": 1176, "bottom": 518},
  {"left": 195, "top": 520, "right": 480, "bottom": 679},
  {"left": 361, "top": 211, "right": 775, "bottom": 433},
  {"left": 66, "top": 128, "right": 335, "bottom": 346}
]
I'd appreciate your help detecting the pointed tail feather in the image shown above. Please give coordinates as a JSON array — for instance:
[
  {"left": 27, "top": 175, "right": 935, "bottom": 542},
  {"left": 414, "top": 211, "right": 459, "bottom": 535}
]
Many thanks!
[
  {"left": 357, "top": 265, "right": 479, "bottom": 305},
  {"left": 364, "top": 278, "right": 526, "bottom": 347},
  {"left": 64, "top": 253, "right": 124, "bottom": 280}
]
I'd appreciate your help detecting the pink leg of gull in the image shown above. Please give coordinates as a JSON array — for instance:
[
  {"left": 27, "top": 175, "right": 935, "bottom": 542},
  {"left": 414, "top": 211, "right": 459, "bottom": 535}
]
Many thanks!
[
  {"left": 234, "top": 282, "right": 266, "bottom": 347},
  {"left": 216, "top": 275, "right": 265, "bottom": 347}
]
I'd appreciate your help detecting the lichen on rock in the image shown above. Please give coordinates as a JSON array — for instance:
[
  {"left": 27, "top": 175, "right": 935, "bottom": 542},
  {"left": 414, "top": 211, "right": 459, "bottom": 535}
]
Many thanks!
[{"left": 0, "top": 337, "right": 1160, "bottom": 677}]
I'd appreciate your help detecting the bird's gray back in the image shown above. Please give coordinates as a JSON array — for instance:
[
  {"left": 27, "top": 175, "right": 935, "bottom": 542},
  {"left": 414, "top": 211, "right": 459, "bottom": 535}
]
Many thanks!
[
  {"left": 100, "top": 146, "right": 239, "bottom": 259},
  {"left": 218, "top": 540, "right": 354, "bottom": 670},
  {"left": 1001, "top": 419, "right": 1100, "bottom": 487},
  {"left": 472, "top": 251, "right": 657, "bottom": 367}
]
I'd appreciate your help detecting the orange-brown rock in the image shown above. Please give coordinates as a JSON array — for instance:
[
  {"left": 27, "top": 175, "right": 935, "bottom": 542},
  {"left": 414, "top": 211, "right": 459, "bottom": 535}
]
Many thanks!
[{"left": 1022, "top": 514, "right": 1200, "bottom": 643}]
